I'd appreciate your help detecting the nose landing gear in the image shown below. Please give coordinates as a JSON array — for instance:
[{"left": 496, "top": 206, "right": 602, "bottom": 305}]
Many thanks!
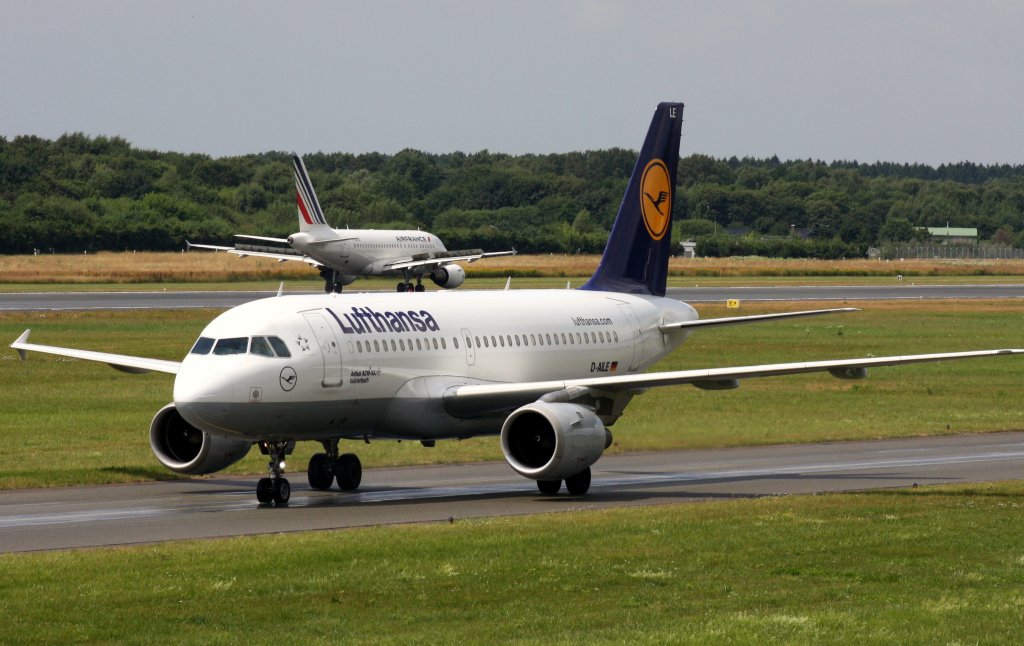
[{"left": 256, "top": 440, "right": 295, "bottom": 505}]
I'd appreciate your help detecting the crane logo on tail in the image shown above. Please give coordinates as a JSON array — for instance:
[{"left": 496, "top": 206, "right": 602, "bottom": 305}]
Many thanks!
[{"left": 640, "top": 159, "right": 672, "bottom": 241}]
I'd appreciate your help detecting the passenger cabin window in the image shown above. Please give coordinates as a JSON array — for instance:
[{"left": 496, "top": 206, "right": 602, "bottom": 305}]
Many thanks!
[
  {"left": 214, "top": 337, "right": 248, "bottom": 355},
  {"left": 190, "top": 337, "right": 214, "bottom": 355}
]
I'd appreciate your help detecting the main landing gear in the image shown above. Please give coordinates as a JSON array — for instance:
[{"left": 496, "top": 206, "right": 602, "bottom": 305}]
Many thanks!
[
  {"left": 536, "top": 467, "right": 592, "bottom": 496},
  {"left": 256, "top": 440, "right": 295, "bottom": 505},
  {"left": 396, "top": 271, "right": 425, "bottom": 292},
  {"left": 320, "top": 267, "right": 344, "bottom": 294},
  {"left": 307, "top": 439, "right": 362, "bottom": 492},
  {"left": 395, "top": 281, "right": 425, "bottom": 292}
]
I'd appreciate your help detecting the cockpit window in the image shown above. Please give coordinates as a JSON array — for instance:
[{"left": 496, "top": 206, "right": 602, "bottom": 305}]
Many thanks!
[
  {"left": 249, "top": 336, "right": 274, "bottom": 357},
  {"left": 190, "top": 337, "right": 214, "bottom": 355},
  {"left": 268, "top": 336, "right": 291, "bottom": 358},
  {"left": 213, "top": 337, "right": 248, "bottom": 355}
]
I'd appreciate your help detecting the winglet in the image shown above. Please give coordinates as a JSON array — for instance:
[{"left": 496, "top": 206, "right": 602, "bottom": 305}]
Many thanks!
[{"left": 12, "top": 329, "right": 30, "bottom": 361}]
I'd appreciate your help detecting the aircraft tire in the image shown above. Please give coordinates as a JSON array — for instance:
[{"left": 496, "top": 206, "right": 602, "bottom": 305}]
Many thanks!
[
  {"left": 396, "top": 282, "right": 407, "bottom": 292},
  {"left": 537, "top": 479, "right": 562, "bottom": 495},
  {"left": 565, "top": 468, "right": 591, "bottom": 495},
  {"left": 273, "top": 478, "right": 291, "bottom": 505},
  {"left": 307, "top": 453, "right": 334, "bottom": 490},
  {"left": 335, "top": 453, "right": 362, "bottom": 491},
  {"left": 256, "top": 478, "right": 274, "bottom": 503}
]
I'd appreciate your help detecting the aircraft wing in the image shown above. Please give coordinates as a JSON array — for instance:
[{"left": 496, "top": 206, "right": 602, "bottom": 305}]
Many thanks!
[
  {"left": 659, "top": 307, "right": 860, "bottom": 331},
  {"left": 186, "top": 241, "right": 234, "bottom": 252},
  {"left": 234, "top": 234, "right": 291, "bottom": 244},
  {"left": 384, "top": 249, "right": 516, "bottom": 272},
  {"left": 10, "top": 330, "right": 181, "bottom": 375},
  {"left": 224, "top": 248, "right": 321, "bottom": 266},
  {"left": 187, "top": 240, "right": 323, "bottom": 267},
  {"left": 444, "top": 348, "right": 1024, "bottom": 416}
]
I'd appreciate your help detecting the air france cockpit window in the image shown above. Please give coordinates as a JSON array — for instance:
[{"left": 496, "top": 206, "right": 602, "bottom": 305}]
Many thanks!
[
  {"left": 190, "top": 337, "right": 214, "bottom": 355},
  {"left": 213, "top": 337, "right": 248, "bottom": 355}
]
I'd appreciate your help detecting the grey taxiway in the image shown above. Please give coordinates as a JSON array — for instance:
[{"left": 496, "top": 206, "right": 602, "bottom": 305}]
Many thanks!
[
  {"left": 3, "top": 283, "right": 1024, "bottom": 311},
  {"left": 2, "top": 432, "right": 1024, "bottom": 553}
]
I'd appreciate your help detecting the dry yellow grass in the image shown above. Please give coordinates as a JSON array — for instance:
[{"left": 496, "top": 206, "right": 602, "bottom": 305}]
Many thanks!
[
  {"left": 0, "top": 251, "right": 314, "bottom": 283},
  {"left": 4, "top": 251, "right": 1024, "bottom": 284}
]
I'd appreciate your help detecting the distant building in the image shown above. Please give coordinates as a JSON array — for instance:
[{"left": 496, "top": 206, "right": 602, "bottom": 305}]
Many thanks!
[
  {"left": 679, "top": 240, "right": 697, "bottom": 258},
  {"left": 917, "top": 226, "right": 978, "bottom": 245}
]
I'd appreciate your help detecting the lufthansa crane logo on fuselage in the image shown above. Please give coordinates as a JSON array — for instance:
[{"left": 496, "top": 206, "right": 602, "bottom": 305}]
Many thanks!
[
  {"left": 640, "top": 159, "right": 671, "bottom": 241},
  {"left": 279, "top": 366, "right": 297, "bottom": 392}
]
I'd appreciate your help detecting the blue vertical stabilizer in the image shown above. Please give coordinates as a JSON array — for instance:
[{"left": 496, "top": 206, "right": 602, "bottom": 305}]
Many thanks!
[{"left": 580, "top": 102, "right": 684, "bottom": 297}]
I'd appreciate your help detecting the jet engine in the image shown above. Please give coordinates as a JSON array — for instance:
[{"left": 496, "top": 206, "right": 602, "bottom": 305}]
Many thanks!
[
  {"left": 500, "top": 402, "right": 612, "bottom": 481},
  {"left": 430, "top": 264, "right": 466, "bottom": 289},
  {"left": 149, "top": 404, "right": 252, "bottom": 475}
]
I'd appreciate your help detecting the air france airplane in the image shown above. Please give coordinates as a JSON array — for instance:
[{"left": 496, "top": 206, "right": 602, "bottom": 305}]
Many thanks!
[
  {"left": 13, "top": 103, "right": 1023, "bottom": 505},
  {"left": 189, "top": 154, "right": 514, "bottom": 293}
]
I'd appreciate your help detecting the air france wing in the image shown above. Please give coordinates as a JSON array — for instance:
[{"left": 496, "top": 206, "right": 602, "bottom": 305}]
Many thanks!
[
  {"left": 384, "top": 249, "right": 516, "bottom": 272},
  {"left": 444, "top": 348, "right": 1024, "bottom": 416}
]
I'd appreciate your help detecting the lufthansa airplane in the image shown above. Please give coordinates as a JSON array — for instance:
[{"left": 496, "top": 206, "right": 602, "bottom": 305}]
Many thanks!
[
  {"left": 189, "top": 154, "right": 514, "bottom": 293},
  {"left": 13, "top": 103, "right": 1023, "bottom": 505}
]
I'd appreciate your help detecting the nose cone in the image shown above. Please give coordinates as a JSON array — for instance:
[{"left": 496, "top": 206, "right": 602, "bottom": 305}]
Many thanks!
[{"left": 173, "top": 358, "right": 237, "bottom": 432}]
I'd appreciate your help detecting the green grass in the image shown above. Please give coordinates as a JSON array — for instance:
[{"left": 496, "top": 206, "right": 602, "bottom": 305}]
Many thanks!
[
  {"left": 3, "top": 480, "right": 1024, "bottom": 643},
  {"left": 1, "top": 301, "right": 1022, "bottom": 489}
]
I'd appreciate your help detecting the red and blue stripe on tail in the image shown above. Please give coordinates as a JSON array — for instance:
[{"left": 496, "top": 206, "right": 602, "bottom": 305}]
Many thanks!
[{"left": 292, "top": 154, "right": 330, "bottom": 230}]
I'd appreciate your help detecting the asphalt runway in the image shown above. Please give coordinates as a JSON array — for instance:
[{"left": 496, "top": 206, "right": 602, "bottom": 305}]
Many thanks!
[
  {"left": 3, "top": 283, "right": 1024, "bottom": 311},
  {"left": 3, "top": 432, "right": 1024, "bottom": 553}
]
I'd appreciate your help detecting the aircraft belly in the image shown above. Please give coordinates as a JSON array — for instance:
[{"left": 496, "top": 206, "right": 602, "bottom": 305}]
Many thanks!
[{"left": 183, "top": 398, "right": 391, "bottom": 442}]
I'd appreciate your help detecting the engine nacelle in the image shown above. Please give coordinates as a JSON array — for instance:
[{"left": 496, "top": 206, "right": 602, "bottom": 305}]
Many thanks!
[
  {"left": 500, "top": 402, "right": 611, "bottom": 481},
  {"left": 430, "top": 264, "right": 466, "bottom": 289},
  {"left": 149, "top": 404, "right": 252, "bottom": 475}
]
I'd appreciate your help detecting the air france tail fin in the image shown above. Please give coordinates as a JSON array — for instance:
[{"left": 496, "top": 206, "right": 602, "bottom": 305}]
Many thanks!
[
  {"left": 292, "top": 154, "right": 331, "bottom": 233},
  {"left": 580, "top": 102, "right": 684, "bottom": 297}
]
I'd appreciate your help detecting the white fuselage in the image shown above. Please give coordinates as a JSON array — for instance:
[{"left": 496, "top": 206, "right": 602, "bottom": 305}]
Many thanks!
[
  {"left": 173, "top": 290, "right": 697, "bottom": 442},
  {"left": 289, "top": 229, "right": 447, "bottom": 277}
]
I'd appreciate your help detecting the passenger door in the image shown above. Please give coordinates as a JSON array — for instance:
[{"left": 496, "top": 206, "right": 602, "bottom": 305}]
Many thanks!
[{"left": 302, "top": 311, "right": 343, "bottom": 387}]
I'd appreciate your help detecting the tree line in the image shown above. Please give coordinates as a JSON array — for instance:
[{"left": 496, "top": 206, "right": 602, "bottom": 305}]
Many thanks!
[{"left": 2, "top": 133, "right": 1024, "bottom": 257}]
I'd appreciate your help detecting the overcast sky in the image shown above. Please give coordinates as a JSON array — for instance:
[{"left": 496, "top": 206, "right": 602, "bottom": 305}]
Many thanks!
[{"left": 4, "top": 1, "right": 1023, "bottom": 165}]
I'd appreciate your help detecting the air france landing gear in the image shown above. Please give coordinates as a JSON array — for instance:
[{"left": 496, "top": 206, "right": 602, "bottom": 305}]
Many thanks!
[
  {"left": 320, "top": 268, "right": 343, "bottom": 294},
  {"left": 257, "top": 440, "right": 294, "bottom": 505},
  {"left": 396, "top": 281, "right": 414, "bottom": 292}
]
